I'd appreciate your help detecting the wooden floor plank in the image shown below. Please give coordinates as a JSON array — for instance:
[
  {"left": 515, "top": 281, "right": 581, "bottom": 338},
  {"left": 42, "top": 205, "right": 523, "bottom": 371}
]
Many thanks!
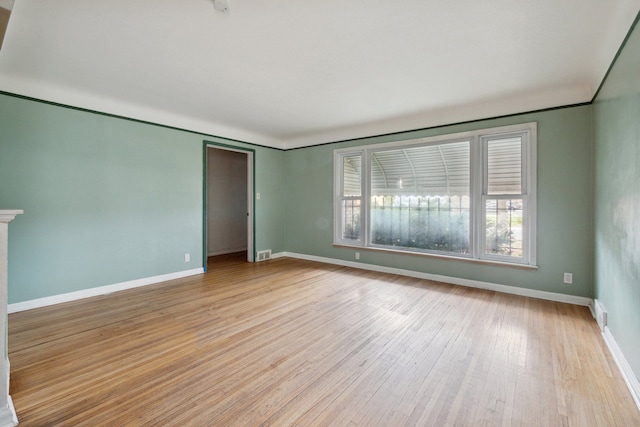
[{"left": 8, "top": 253, "right": 640, "bottom": 426}]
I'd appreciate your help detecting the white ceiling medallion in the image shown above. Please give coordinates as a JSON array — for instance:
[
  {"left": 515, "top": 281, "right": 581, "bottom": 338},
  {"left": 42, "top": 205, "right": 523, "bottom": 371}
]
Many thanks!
[{"left": 213, "top": 0, "right": 230, "bottom": 13}]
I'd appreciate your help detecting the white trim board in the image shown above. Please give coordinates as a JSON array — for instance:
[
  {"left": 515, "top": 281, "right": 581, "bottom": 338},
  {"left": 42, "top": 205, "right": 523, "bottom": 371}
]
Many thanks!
[
  {"left": 270, "top": 252, "right": 286, "bottom": 259},
  {"left": 0, "top": 395, "right": 18, "bottom": 427},
  {"left": 8, "top": 268, "right": 204, "bottom": 314},
  {"left": 602, "top": 326, "right": 640, "bottom": 411},
  {"left": 279, "top": 252, "right": 593, "bottom": 307}
]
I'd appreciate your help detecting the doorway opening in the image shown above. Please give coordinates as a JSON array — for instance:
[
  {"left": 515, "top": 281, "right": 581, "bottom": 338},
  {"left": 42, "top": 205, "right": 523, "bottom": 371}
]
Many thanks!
[{"left": 204, "top": 143, "right": 255, "bottom": 270}]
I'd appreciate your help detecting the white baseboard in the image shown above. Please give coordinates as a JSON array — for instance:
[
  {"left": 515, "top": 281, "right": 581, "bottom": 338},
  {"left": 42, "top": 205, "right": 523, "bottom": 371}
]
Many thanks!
[
  {"left": 8, "top": 268, "right": 204, "bottom": 314},
  {"left": 588, "top": 300, "right": 596, "bottom": 319},
  {"left": 602, "top": 326, "right": 640, "bottom": 411},
  {"left": 279, "top": 252, "right": 593, "bottom": 307}
]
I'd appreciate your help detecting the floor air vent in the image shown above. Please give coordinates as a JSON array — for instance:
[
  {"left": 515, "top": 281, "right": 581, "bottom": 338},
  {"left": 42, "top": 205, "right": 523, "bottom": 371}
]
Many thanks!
[
  {"left": 257, "top": 250, "right": 272, "bottom": 262},
  {"left": 594, "top": 299, "right": 608, "bottom": 332}
]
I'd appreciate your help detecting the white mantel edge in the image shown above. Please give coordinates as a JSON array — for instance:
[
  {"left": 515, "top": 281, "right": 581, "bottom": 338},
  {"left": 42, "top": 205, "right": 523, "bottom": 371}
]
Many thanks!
[
  {"left": 0, "top": 211, "right": 23, "bottom": 223},
  {"left": 0, "top": 210, "right": 21, "bottom": 426}
]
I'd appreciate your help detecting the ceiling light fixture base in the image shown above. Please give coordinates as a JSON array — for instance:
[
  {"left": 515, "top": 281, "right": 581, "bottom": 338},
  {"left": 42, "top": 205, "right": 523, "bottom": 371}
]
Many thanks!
[{"left": 213, "top": 0, "right": 230, "bottom": 13}]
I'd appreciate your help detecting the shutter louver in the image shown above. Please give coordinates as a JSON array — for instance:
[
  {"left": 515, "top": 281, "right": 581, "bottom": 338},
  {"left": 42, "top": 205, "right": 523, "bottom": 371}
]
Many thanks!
[{"left": 487, "top": 137, "right": 522, "bottom": 195}]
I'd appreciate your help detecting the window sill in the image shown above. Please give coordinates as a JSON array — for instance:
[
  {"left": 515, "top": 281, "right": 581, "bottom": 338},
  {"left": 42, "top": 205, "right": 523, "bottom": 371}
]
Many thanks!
[{"left": 333, "top": 244, "right": 539, "bottom": 271}]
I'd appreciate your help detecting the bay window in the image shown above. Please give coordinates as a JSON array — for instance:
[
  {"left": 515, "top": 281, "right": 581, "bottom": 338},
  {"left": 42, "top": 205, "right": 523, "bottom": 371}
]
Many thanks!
[{"left": 334, "top": 123, "right": 537, "bottom": 266}]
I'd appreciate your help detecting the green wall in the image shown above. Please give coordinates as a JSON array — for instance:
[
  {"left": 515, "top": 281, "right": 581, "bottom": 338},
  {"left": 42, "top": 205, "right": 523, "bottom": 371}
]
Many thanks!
[
  {"left": 593, "top": 19, "right": 640, "bottom": 380},
  {"left": 0, "top": 94, "right": 285, "bottom": 303},
  {"left": 285, "top": 105, "right": 594, "bottom": 297},
  {"left": 0, "top": 92, "right": 596, "bottom": 306}
]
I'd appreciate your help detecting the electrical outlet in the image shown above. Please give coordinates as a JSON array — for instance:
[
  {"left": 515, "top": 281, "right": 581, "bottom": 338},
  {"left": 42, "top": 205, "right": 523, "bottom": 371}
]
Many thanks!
[
  {"left": 355, "top": 252, "right": 360, "bottom": 260},
  {"left": 563, "top": 272, "right": 573, "bottom": 284},
  {"left": 184, "top": 253, "right": 190, "bottom": 262}
]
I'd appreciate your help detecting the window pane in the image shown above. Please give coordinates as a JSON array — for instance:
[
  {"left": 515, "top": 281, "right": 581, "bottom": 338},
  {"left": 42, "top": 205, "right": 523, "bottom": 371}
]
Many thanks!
[
  {"left": 487, "top": 137, "right": 522, "bottom": 194},
  {"left": 371, "top": 142, "right": 469, "bottom": 195},
  {"left": 369, "top": 141, "right": 470, "bottom": 254},
  {"left": 485, "top": 199, "right": 523, "bottom": 257},
  {"left": 341, "top": 199, "right": 361, "bottom": 240},
  {"left": 342, "top": 155, "right": 361, "bottom": 197}
]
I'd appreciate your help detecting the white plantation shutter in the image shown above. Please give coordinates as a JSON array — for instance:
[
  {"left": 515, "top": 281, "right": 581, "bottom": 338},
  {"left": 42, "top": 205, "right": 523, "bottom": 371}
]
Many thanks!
[
  {"left": 487, "top": 137, "right": 522, "bottom": 195},
  {"left": 336, "top": 153, "right": 363, "bottom": 243},
  {"left": 342, "top": 155, "right": 361, "bottom": 197}
]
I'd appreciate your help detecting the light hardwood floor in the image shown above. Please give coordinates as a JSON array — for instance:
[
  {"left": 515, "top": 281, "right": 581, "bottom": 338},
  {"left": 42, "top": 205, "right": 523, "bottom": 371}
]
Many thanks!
[{"left": 8, "top": 254, "right": 640, "bottom": 426}]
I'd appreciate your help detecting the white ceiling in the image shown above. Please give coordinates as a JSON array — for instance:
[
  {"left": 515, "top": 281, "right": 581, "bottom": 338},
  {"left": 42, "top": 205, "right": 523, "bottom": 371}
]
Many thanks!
[{"left": 1, "top": 0, "right": 639, "bottom": 149}]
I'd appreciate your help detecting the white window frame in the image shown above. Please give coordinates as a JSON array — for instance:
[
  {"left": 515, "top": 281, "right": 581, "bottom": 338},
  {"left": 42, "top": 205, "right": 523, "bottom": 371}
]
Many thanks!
[
  {"left": 334, "top": 150, "right": 365, "bottom": 246},
  {"left": 334, "top": 122, "right": 537, "bottom": 267}
]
